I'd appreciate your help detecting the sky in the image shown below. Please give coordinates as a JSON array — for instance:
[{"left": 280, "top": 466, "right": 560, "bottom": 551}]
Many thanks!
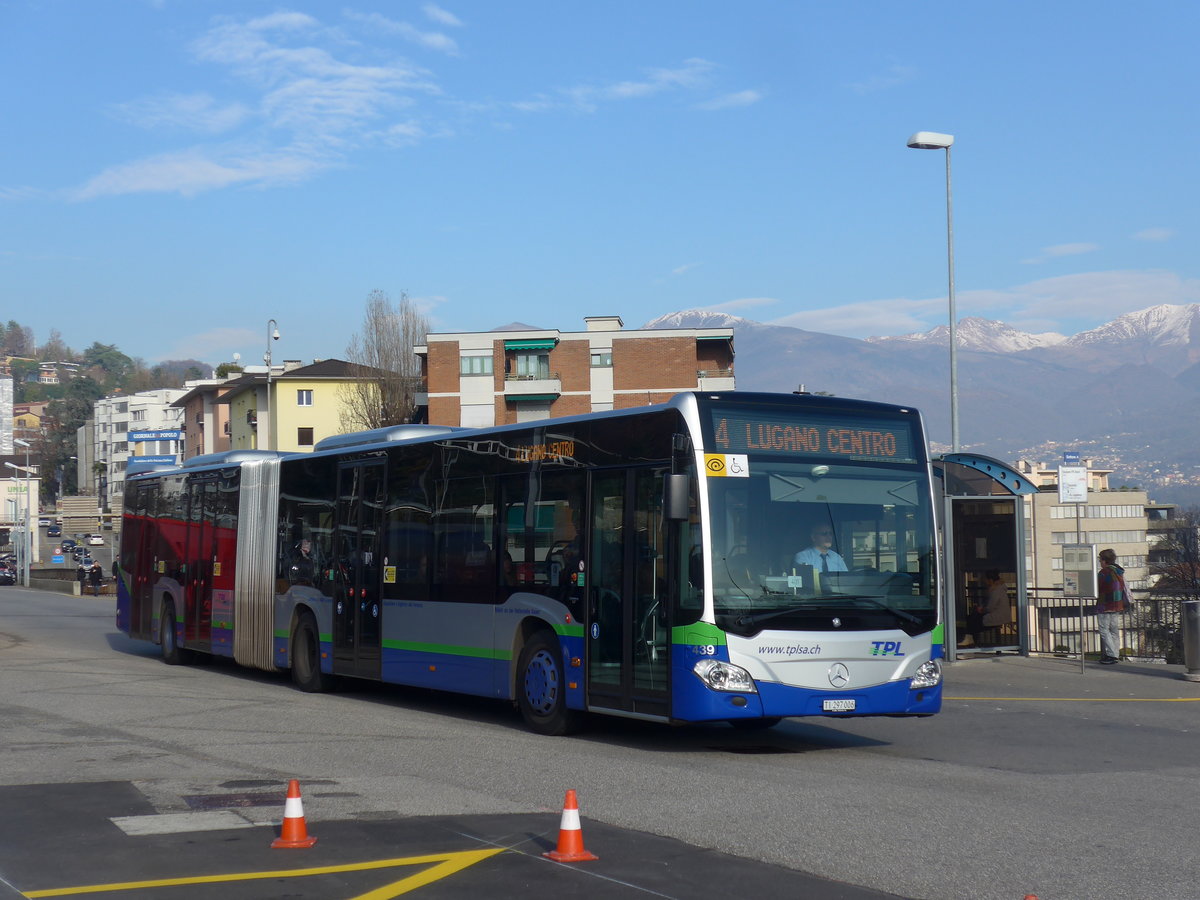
[{"left": 2, "top": 1, "right": 1198, "bottom": 368}]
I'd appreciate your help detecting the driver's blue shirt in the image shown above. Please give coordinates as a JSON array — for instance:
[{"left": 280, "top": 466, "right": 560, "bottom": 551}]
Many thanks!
[{"left": 793, "top": 547, "right": 848, "bottom": 572}]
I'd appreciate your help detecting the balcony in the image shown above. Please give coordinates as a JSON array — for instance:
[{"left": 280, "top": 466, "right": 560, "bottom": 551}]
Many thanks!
[
  {"left": 696, "top": 367, "right": 735, "bottom": 391},
  {"left": 504, "top": 373, "right": 562, "bottom": 399}
]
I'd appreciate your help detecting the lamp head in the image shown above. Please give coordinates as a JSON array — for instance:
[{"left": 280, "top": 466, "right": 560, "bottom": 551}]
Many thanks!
[
  {"left": 907, "top": 131, "right": 954, "bottom": 150},
  {"left": 272, "top": 329, "right": 280, "bottom": 341}
]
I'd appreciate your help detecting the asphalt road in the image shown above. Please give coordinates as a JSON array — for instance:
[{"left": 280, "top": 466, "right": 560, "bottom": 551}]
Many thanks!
[{"left": 1, "top": 587, "right": 1197, "bottom": 899}]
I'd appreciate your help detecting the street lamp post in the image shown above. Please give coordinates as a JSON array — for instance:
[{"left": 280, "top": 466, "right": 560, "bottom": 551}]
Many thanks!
[
  {"left": 264, "top": 319, "right": 280, "bottom": 451},
  {"left": 5, "top": 459, "right": 31, "bottom": 587},
  {"left": 906, "top": 130, "right": 959, "bottom": 453},
  {"left": 14, "top": 437, "right": 32, "bottom": 586}
]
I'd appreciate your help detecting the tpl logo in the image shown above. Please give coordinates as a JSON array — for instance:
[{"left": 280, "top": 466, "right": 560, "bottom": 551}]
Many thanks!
[{"left": 869, "top": 641, "right": 905, "bottom": 657}]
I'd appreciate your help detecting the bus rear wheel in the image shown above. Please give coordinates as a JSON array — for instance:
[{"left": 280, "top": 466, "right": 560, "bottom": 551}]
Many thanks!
[
  {"left": 160, "top": 601, "right": 191, "bottom": 665},
  {"left": 291, "top": 613, "right": 335, "bottom": 693},
  {"left": 517, "top": 631, "right": 582, "bottom": 736}
]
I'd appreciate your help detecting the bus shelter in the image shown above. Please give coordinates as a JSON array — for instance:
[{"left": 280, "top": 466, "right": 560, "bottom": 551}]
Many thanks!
[{"left": 935, "top": 454, "right": 1040, "bottom": 663}]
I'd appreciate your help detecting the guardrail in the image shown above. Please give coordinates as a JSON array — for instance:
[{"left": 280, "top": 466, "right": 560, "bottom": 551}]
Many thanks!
[{"left": 1026, "top": 588, "right": 1184, "bottom": 663}]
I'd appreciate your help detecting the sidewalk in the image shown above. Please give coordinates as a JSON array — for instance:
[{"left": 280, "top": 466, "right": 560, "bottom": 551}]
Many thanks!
[{"left": 944, "top": 652, "right": 1198, "bottom": 699}]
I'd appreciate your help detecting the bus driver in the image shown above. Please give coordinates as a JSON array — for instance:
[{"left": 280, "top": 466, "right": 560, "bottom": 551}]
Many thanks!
[{"left": 793, "top": 524, "right": 847, "bottom": 574}]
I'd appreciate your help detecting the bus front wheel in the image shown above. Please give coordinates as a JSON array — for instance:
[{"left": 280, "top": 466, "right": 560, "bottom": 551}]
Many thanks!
[
  {"left": 291, "top": 613, "right": 335, "bottom": 693},
  {"left": 516, "top": 631, "right": 582, "bottom": 736}
]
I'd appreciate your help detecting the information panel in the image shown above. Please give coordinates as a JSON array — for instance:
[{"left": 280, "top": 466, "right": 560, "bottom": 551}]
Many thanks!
[{"left": 709, "top": 408, "right": 920, "bottom": 463}]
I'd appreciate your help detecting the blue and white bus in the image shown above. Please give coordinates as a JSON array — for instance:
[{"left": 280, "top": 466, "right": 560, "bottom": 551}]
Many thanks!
[{"left": 117, "top": 392, "right": 943, "bottom": 734}]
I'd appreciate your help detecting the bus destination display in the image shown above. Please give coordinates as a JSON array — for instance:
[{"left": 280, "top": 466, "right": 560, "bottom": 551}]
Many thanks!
[{"left": 710, "top": 408, "right": 919, "bottom": 463}]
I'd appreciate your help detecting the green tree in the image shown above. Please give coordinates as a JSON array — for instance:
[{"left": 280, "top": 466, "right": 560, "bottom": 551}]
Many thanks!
[{"left": 81, "top": 342, "right": 134, "bottom": 386}]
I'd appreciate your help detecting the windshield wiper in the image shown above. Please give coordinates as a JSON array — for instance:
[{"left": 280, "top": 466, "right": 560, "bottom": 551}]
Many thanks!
[
  {"left": 731, "top": 596, "right": 922, "bottom": 630},
  {"left": 822, "top": 595, "right": 922, "bottom": 625},
  {"left": 732, "top": 604, "right": 822, "bottom": 628}
]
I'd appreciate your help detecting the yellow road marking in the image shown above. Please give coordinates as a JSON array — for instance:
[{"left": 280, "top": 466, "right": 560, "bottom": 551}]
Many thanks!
[
  {"left": 23, "top": 848, "right": 506, "bottom": 898},
  {"left": 946, "top": 696, "right": 1200, "bottom": 702}
]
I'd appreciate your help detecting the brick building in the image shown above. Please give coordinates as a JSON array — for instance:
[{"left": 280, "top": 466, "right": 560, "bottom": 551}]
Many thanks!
[{"left": 417, "top": 316, "right": 735, "bottom": 427}]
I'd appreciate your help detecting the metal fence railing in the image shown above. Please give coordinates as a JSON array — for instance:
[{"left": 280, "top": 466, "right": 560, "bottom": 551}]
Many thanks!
[{"left": 1025, "top": 589, "right": 1185, "bottom": 663}]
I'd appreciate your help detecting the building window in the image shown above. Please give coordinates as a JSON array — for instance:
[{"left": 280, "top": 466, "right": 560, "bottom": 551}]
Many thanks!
[
  {"left": 514, "top": 352, "right": 550, "bottom": 378},
  {"left": 460, "top": 355, "right": 494, "bottom": 376},
  {"left": 590, "top": 351, "right": 613, "bottom": 368},
  {"left": 297, "top": 427, "right": 314, "bottom": 446},
  {"left": 297, "top": 389, "right": 313, "bottom": 406},
  {"left": 132, "top": 409, "right": 146, "bottom": 422}
]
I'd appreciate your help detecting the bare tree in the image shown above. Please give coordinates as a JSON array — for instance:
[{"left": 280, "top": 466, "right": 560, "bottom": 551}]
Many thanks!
[
  {"left": 341, "top": 290, "right": 429, "bottom": 432},
  {"left": 1138, "top": 507, "right": 1200, "bottom": 663}
]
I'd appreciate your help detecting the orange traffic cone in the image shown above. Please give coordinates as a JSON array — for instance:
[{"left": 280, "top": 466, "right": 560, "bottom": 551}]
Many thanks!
[
  {"left": 271, "top": 779, "right": 317, "bottom": 848},
  {"left": 543, "top": 789, "right": 598, "bottom": 862}
]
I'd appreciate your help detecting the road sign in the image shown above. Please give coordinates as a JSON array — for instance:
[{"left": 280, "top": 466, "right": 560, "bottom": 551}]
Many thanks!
[{"left": 1058, "top": 466, "right": 1088, "bottom": 503}]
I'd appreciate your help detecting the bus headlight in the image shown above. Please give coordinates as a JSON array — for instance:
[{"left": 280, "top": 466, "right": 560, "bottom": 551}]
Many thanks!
[
  {"left": 694, "top": 659, "right": 757, "bottom": 693},
  {"left": 910, "top": 659, "right": 942, "bottom": 689}
]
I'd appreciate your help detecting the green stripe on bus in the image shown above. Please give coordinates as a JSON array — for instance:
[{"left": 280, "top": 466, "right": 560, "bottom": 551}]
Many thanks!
[
  {"left": 672, "top": 621, "right": 727, "bottom": 647},
  {"left": 382, "top": 640, "right": 511, "bottom": 661},
  {"left": 932, "top": 622, "right": 945, "bottom": 646}
]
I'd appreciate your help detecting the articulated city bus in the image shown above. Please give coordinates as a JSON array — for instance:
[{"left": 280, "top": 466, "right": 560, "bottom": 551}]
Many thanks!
[{"left": 117, "top": 392, "right": 943, "bottom": 734}]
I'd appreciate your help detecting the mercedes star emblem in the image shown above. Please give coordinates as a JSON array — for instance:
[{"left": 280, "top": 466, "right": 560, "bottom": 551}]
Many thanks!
[{"left": 828, "top": 662, "right": 850, "bottom": 688}]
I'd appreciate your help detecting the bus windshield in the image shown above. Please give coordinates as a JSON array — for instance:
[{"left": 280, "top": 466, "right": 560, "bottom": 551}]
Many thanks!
[{"left": 706, "top": 458, "right": 936, "bottom": 637}]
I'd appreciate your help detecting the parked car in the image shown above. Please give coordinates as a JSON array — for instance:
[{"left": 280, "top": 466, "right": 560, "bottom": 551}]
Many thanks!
[
  {"left": 0, "top": 567, "right": 15, "bottom": 586},
  {"left": 87, "top": 534, "right": 104, "bottom": 546},
  {"left": 47, "top": 525, "right": 61, "bottom": 537}
]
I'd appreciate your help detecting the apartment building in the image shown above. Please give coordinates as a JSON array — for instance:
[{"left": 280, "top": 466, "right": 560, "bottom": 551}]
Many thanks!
[
  {"left": 1016, "top": 459, "right": 1174, "bottom": 592},
  {"left": 417, "top": 315, "right": 735, "bottom": 427},
  {"left": 82, "top": 390, "right": 185, "bottom": 511},
  {"left": 171, "top": 378, "right": 234, "bottom": 461},
  {"left": 217, "top": 358, "right": 375, "bottom": 453}
]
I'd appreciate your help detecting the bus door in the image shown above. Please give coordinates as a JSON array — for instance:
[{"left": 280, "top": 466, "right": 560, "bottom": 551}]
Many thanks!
[
  {"left": 183, "top": 478, "right": 215, "bottom": 650},
  {"left": 586, "top": 468, "right": 670, "bottom": 718},
  {"left": 332, "top": 460, "right": 386, "bottom": 679}
]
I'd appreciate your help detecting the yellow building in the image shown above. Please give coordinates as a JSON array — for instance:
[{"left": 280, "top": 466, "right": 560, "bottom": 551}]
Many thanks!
[{"left": 217, "top": 359, "right": 380, "bottom": 453}]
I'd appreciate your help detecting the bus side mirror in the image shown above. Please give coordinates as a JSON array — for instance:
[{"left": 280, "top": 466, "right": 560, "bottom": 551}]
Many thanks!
[{"left": 664, "top": 474, "right": 689, "bottom": 521}]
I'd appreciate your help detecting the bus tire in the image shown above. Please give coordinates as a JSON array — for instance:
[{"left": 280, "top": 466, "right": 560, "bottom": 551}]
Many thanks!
[
  {"left": 516, "top": 630, "right": 582, "bottom": 736},
  {"left": 291, "top": 613, "right": 335, "bottom": 693},
  {"left": 160, "top": 601, "right": 190, "bottom": 665}
]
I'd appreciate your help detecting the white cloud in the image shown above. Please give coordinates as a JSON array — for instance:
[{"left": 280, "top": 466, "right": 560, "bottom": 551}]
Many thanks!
[
  {"left": 777, "top": 269, "right": 1200, "bottom": 339},
  {"left": 962, "top": 270, "right": 1200, "bottom": 327},
  {"left": 671, "top": 263, "right": 700, "bottom": 276},
  {"left": 695, "top": 89, "right": 763, "bottom": 111},
  {"left": 111, "top": 92, "right": 251, "bottom": 134},
  {"left": 770, "top": 297, "right": 943, "bottom": 337},
  {"left": 71, "top": 148, "right": 327, "bottom": 200},
  {"left": 1021, "top": 242, "right": 1099, "bottom": 264},
  {"left": 0, "top": 185, "right": 45, "bottom": 202},
  {"left": 343, "top": 11, "right": 460, "bottom": 55},
  {"left": 847, "top": 64, "right": 917, "bottom": 94},
  {"left": 159, "top": 327, "right": 259, "bottom": 363},
  {"left": 1133, "top": 227, "right": 1174, "bottom": 242},
  {"left": 423, "top": 4, "right": 463, "bottom": 27},
  {"left": 695, "top": 296, "right": 779, "bottom": 315},
  {"left": 562, "top": 58, "right": 716, "bottom": 111}
]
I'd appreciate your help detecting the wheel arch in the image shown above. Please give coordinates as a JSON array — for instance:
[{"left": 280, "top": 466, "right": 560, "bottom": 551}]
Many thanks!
[{"left": 508, "top": 615, "right": 560, "bottom": 702}]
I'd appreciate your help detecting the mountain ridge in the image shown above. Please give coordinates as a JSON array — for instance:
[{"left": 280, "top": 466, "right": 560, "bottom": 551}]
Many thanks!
[{"left": 642, "top": 304, "right": 1200, "bottom": 505}]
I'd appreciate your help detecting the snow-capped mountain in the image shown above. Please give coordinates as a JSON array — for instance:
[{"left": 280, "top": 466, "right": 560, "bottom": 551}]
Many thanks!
[
  {"left": 639, "top": 305, "right": 1200, "bottom": 503},
  {"left": 866, "top": 317, "right": 1066, "bottom": 353},
  {"left": 1067, "top": 303, "right": 1200, "bottom": 348}
]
